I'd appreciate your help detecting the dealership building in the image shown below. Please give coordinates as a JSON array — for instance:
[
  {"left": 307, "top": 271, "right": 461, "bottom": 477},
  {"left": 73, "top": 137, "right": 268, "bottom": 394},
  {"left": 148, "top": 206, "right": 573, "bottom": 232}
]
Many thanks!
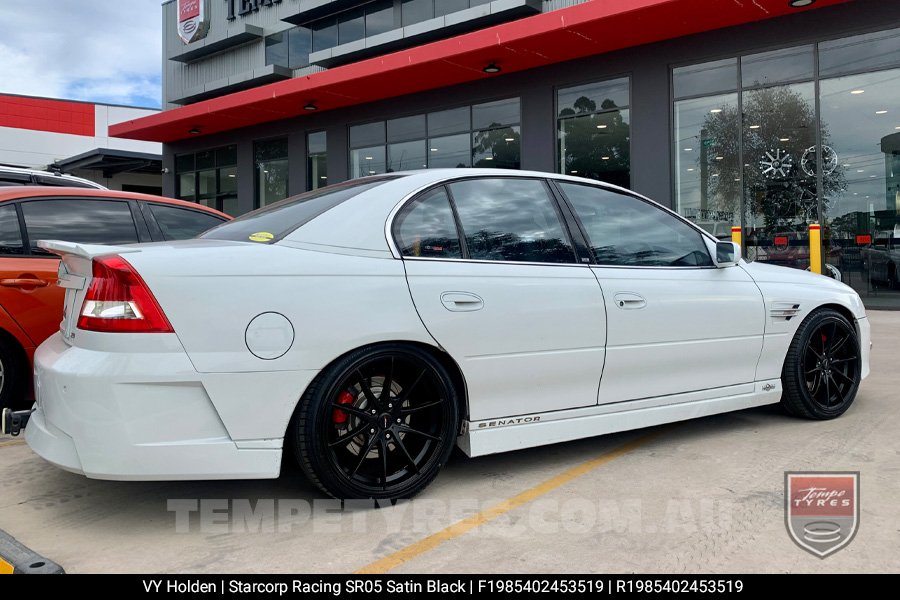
[{"left": 111, "top": 0, "right": 900, "bottom": 307}]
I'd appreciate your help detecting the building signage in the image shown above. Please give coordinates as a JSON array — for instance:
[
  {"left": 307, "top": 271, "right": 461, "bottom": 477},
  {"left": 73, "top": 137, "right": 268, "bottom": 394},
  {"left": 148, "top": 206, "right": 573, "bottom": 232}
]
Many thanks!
[
  {"left": 177, "top": 0, "right": 210, "bottom": 44},
  {"left": 225, "top": 0, "right": 282, "bottom": 21}
]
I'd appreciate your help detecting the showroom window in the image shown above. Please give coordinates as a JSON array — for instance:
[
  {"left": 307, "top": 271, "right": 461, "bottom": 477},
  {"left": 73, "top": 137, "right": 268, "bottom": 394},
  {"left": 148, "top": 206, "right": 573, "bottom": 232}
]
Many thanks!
[
  {"left": 175, "top": 145, "right": 238, "bottom": 215},
  {"left": 254, "top": 138, "right": 289, "bottom": 208},
  {"left": 348, "top": 98, "right": 521, "bottom": 178},
  {"left": 557, "top": 77, "right": 631, "bottom": 189},
  {"left": 559, "top": 182, "right": 712, "bottom": 267},
  {"left": 672, "top": 26, "right": 900, "bottom": 307},
  {"left": 307, "top": 131, "right": 327, "bottom": 190},
  {"left": 447, "top": 178, "right": 574, "bottom": 263}
]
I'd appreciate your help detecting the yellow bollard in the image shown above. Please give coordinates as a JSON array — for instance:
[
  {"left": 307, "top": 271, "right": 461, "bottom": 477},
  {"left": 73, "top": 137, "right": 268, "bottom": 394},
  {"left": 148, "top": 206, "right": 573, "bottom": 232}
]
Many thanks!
[
  {"left": 731, "top": 226, "right": 742, "bottom": 248},
  {"left": 809, "top": 223, "right": 822, "bottom": 274}
]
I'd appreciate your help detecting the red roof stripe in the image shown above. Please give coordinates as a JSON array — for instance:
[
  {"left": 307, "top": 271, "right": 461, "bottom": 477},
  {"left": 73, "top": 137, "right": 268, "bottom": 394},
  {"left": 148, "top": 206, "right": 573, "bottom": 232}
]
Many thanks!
[{"left": 0, "top": 95, "right": 95, "bottom": 136}]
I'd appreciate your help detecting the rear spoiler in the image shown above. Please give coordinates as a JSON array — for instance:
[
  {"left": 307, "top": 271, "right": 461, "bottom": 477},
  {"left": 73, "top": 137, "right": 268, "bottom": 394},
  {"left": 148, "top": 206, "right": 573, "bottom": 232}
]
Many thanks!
[{"left": 37, "top": 240, "right": 141, "bottom": 259}]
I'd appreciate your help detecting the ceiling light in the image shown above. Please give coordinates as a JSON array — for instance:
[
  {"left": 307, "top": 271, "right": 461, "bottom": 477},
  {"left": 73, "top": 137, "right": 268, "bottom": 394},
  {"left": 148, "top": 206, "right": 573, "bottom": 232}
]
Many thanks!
[
  {"left": 710, "top": 109, "right": 723, "bottom": 113},
  {"left": 857, "top": 169, "right": 865, "bottom": 172},
  {"left": 364, "top": 156, "right": 373, "bottom": 160},
  {"left": 711, "top": 174, "right": 719, "bottom": 177},
  {"left": 304, "top": 103, "right": 318, "bottom": 111},
  {"left": 779, "top": 137, "right": 790, "bottom": 142},
  {"left": 715, "top": 156, "right": 724, "bottom": 160},
  {"left": 850, "top": 89, "right": 865, "bottom": 95},
  {"left": 430, "top": 148, "right": 438, "bottom": 152},
  {"left": 228, "top": 174, "right": 235, "bottom": 178},
  {"left": 687, "top": 168, "right": 695, "bottom": 172},
  {"left": 896, "top": 126, "right": 900, "bottom": 130},
  {"left": 188, "top": 127, "right": 201, "bottom": 135},
  {"left": 504, "top": 137, "right": 515, "bottom": 142},
  {"left": 602, "top": 156, "right": 610, "bottom": 160},
  {"left": 596, "top": 124, "right": 607, "bottom": 129},
  {"left": 684, "top": 148, "right": 693, "bottom": 152},
  {"left": 320, "top": 176, "right": 327, "bottom": 179},
  {"left": 483, "top": 63, "right": 501, "bottom": 74},
  {"left": 570, "top": 170, "right": 578, "bottom": 174},
  {"left": 749, "top": 124, "right": 761, "bottom": 129},
  {"left": 876, "top": 110, "right": 888, "bottom": 114},
  {"left": 368, "top": 170, "right": 376, "bottom": 174},
  {"left": 870, "top": 175, "right": 877, "bottom": 178},
  {"left": 788, "top": 0, "right": 815, "bottom": 7}
]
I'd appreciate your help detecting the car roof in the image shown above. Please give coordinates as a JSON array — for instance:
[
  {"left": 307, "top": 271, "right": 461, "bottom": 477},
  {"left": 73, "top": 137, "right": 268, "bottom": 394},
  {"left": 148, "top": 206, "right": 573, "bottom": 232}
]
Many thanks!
[
  {"left": 0, "top": 186, "right": 230, "bottom": 219},
  {"left": 0, "top": 166, "right": 107, "bottom": 189}
]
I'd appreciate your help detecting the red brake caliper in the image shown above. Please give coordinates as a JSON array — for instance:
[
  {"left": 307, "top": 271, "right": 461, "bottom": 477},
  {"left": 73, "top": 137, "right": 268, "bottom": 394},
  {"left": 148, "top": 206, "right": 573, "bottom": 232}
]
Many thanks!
[{"left": 332, "top": 390, "right": 355, "bottom": 425}]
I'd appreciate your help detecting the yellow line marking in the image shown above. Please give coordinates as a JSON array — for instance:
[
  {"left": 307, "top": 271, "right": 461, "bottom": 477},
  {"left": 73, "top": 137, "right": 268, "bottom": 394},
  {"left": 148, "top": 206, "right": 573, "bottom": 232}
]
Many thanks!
[
  {"left": 356, "top": 430, "right": 663, "bottom": 574},
  {"left": 0, "top": 440, "right": 26, "bottom": 448}
]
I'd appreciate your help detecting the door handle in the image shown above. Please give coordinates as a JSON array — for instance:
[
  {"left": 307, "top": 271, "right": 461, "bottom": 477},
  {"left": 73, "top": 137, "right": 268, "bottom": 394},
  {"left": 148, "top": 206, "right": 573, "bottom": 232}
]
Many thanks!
[
  {"left": 440, "top": 292, "right": 484, "bottom": 312},
  {"left": 1, "top": 278, "right": 49, "bottom": 289},
  {"left": 613, "top": 292, "right": 646, "bottom": 309}
]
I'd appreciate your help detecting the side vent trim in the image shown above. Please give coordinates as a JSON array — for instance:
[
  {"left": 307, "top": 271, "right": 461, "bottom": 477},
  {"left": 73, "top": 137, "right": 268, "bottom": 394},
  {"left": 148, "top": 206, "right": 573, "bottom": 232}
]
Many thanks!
[{"left": 770, "top": 302, "right": 802, "bottom": 321}]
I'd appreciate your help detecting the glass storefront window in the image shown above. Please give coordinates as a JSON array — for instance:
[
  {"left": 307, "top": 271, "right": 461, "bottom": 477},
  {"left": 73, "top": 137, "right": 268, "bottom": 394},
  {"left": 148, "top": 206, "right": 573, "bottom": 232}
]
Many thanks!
[
  {"left": 350, "top": 145, "right": 387, "bottom": 178},
  {"left": 338, "top": 8, "right": 365, "bottom": 46},
  {"left": 741, "top": 45, "right": 814, "bottom": 88},
  {"left": 472, "top": 98, "right": 520, "bottom": 130},
  {"left": 388, "top": 140, "right": 428, "bottom": 171},
  {"left": 366, "top": 1, "right": 394, "bottom": 37},
  {"left": 821, "top": 68, "right": 900, "bottom": 307},
  {"left": 673, "top": 58, "right": 737, "bottom": 99},
  {"left": 428, "top": 133, "right": 470, "bottom": 168},
  {"left": 428, "top": 107, "right": 470, "bottom": 137},
  {"left": 558, "top": 77, "right": 630, "bottom": 188},
  {"left": 388, "top": 114, "right": 426, "bottom": 143},
  {"left": 307, "top": 131, "right": 327, "bottom": 190},
  {"left": 819, "top": 27, "right": 900, "bottom": 77},
  {"left": 674, "top": 93, "right": 740, "bottom": 237},
  {"left": 177, "top": 172, "right": 195, "bottom": 200},
  {"left": 311, "top": 18, "right": 337, "bottom": 53},
  {"left": 255, "top": 138, "right": 288, "bottom": 208},
  {"left": 473, "top": 126, "right": 520, "bottom": 169},
  {"left": 175, "top": 145, "right": 237, "bottom": 213},
  {"left": 402, "top": 0, "right": 433, "bottom": 27}
]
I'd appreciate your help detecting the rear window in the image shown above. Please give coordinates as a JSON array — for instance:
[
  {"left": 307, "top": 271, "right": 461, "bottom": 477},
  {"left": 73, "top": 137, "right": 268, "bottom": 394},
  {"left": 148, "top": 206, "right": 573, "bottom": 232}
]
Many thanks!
[{"left": 200, "top": 177, "right": 400, "bottom": 243}]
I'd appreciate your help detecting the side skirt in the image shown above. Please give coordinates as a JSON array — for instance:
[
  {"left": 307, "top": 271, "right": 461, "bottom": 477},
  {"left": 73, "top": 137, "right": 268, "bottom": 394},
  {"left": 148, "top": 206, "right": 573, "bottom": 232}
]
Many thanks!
[{"left": 458, "top": 380, "right": 781, "bottom": 457}]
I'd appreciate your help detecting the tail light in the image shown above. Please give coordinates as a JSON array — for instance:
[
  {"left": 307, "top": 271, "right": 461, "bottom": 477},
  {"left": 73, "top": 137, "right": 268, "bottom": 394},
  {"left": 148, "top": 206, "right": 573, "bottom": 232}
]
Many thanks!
[{"left": 77, "top": 255, "right": 173, "bottom": 333}]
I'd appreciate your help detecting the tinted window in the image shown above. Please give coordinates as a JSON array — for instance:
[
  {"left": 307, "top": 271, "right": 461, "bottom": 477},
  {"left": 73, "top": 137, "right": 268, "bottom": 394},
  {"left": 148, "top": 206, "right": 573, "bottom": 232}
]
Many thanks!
[
  {"left": 201, "top": 177, "right": 401, "bottom": 243},
  {"left": 148, "top": 204, "right": 225, "bottom": 240},
  {"left": 0, "top": 204, "right": 24, "bottom": 255},
  {"left": 395, "top": 187, "right": 461, "bottom": 258},
  {"left": 448, "top": 178, "right": 575, "bottom": 263},
  {"left": 21, "top": 199, "right": 139, "bottom": 254},
  {"left": 559, "top": 183, "right": 713, "bottom": 267}
]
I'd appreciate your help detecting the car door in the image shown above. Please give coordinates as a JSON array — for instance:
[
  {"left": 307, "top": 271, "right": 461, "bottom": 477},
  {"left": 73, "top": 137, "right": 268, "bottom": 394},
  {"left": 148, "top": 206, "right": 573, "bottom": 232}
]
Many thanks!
[
  {"left": 398, "top": 177, "right": 607, "bottom": 421},
  {"left": 2, "top": 197, "right": 141, "bottom": 345},
  {"left": 555, "top": 181, "right": 765, "bottom": 404}
]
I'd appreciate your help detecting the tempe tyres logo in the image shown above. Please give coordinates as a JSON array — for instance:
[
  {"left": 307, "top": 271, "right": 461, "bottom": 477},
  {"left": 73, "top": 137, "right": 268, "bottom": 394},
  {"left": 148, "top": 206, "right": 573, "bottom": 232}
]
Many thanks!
[
  {"left": 785, "top": 471, "right": 859, "bottom": 558},
  {"left": 177, "top": 0, "right": 210, "bottom": 45}
]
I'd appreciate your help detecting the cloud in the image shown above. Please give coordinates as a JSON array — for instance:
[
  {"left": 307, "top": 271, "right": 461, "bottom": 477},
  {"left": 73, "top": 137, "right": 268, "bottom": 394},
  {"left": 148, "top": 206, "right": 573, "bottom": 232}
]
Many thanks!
[{"left": 0, "top": 0, "right": 162, "bottom": 107}]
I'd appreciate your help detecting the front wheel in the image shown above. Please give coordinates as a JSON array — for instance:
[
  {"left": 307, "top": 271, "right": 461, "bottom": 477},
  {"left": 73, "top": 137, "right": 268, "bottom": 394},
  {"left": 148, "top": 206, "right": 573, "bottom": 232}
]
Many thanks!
[
  {"left": 292, "top": 345, "right": 459, "bottom": 500},
  {"left": 781, "top": 309, "right": 861, "bottom": 419}
]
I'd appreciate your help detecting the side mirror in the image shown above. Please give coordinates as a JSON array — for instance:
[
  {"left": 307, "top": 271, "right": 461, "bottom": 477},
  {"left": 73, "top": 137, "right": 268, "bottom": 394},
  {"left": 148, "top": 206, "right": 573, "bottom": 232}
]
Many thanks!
[{"left": 715, "top": 241, "right": 741, "bottom": 268}]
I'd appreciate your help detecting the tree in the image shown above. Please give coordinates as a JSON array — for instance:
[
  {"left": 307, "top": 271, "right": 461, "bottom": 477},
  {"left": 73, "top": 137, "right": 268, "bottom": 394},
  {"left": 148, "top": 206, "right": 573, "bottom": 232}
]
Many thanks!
[
  {"left": 558, "top": 97, "right": 630, "bottom": 189},
  {"left": 700, "top": 86, "right": 845, "bottom": 234}
]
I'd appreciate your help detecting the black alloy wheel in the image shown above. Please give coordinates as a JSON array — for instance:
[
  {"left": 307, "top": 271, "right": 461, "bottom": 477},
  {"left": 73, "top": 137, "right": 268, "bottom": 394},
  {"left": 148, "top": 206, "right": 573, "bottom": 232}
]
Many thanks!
[
  {"left": 782, "top": 309, "right": 862, "bottom": 419},
  {"left": 293, "top": 344, "right": 459, "bottom": 500}
]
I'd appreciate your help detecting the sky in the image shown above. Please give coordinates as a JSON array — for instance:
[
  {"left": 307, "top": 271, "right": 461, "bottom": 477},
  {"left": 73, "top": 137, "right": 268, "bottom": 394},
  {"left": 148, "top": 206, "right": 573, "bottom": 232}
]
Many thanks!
[{"left": 0, "top": 0, "right": 162, "bottom": 108}]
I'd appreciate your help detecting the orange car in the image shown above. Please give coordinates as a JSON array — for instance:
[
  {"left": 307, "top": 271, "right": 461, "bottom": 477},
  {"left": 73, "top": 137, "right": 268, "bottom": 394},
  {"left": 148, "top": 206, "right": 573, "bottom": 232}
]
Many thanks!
[{"left": 0, "top": 187, "right": 229, "bottom": 409}]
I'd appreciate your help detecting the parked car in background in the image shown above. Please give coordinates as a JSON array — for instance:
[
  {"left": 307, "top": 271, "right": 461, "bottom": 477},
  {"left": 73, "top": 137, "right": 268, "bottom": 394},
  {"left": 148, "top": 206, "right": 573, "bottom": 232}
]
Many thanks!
[
  {"left": 0, "top": 187, "right": 229, "bottom": 409},
  {"left": 17, "top": 170, "right": 868, "bottom": 500},
  {"left": 0, "top": 166, "right": 106, "bottom": 190},
  {"left": 864, "top": 228, "right": 900, "bottom": 289}
]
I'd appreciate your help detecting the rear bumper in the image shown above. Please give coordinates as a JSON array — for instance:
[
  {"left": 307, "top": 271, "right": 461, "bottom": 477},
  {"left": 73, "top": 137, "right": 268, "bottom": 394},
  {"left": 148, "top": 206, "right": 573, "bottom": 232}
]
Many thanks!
[{"left": 26, "top": 333, "right": 282, "bottom": 480}]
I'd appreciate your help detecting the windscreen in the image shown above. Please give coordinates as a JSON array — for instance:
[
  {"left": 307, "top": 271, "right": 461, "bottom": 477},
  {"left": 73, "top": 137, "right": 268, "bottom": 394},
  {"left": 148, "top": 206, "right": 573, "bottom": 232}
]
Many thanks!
[{"left": 200, "top": 176, "right": 401, "bottom": 244}]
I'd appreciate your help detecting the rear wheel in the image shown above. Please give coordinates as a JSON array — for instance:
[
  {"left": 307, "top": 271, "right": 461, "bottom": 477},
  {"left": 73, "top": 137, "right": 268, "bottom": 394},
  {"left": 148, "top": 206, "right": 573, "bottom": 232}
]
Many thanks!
[
  {"left": 781, "top": 309, "right": 861, "bottom": 419},
  {"left": 292, "top": 345, "right": 459, "bottom": 500}
]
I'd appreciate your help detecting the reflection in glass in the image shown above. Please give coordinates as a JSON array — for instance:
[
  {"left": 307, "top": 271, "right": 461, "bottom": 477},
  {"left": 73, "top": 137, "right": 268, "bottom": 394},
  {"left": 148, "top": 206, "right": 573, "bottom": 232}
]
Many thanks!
[
  {"left": 674, "top": 93, "right": 739, "bottom": 238},
  {"left": 819, "top": 27, "right": 900, "bottom": 78},
  {"left": 265, "top": 32, "right": 287, "bottom": 68},
  {"left": 308, "top": 131, "right": 327, "bottom": 190},
  {"left": 741, "top": 45, "right": 814, "bottom": 88},
  {"left": 472, "top": 98, "right": 520, "bottom": 130},
  {"left": 288, "top": 27, "right": 312, "bottom": 69},
  {"left": 351, "top": 145, "right": 387, "bottom": 178},
  {"left": 366, "top": 1, "right": 394, "bottom": 37},
  {"left": 198, "top": 169, "right": 216, "bottom": 197},
  {"left": 473, "top": 126, "right": 520, "bottom": 169},
  {"left": 821, "top": 68, "right": 900, "bottom": 304},
  {"left": 350, "top": 121, "right": 386, "bottom": 148},
  {"left": 255, "top": 138, "right": 288, "bottom": 208},
  {"left": 0, "top": 204, "right": 23, "bottom": 255},
  {"left": 149, "top": 205, "right": 224, "bottom": 240},
  {"left": 428, "top": 107, "right": 470, "bottom": 137},
  {"left": 449, "top": 178, "right": 575, "bottom": 263},
  {"left": 395, "top": 187, "right": 462, "bottom": 258},
  {"left": 388, "top": 114, "right": 426, "bottom": 143},
  {"left": 388, "top": 140, "right": 428, "bottom": 171},
  {"left": 558, "top": 78, "right": 629, "bottom": 116},
  {"left": 22, "top": 200, "right": 139, "bottom": 250},
  {"left": 338, "top": 8, "right": 365, "bottom": 45},
  {"left": 428, "top": 133, "right": 470, "bottom": 168},
  {"left": 673, "top": 58, "right": 737, "bottom": 99},
  {"left": 219, "top": 166, "right": 237, "bottom": 195},
  {"left": 312, "top": 19, "right": 337, "bottom": 53},
  {"left": 558, "top": 109, "right": 630, "bottom": 188},
  {"left": 402, "top": 0, "right": 433, "bottom": 26},
  {"left": 178, "top": 173, "right": 195, "bottom": 200}
]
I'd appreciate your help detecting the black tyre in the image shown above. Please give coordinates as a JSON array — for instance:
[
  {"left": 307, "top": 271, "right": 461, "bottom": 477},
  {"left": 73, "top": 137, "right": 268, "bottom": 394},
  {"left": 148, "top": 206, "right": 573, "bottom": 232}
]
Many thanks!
[
  {"left": 888, "top": 263, "right": 897, "bottom": 290},
  {"left": 781, "top": 308, "right": 861, "bottom": 419},
  {"left": 292, "top": 344, "right": 459, "bottom": 500},
  {"left": 0, "top": 337, "right": 26, "bottom": 411}
]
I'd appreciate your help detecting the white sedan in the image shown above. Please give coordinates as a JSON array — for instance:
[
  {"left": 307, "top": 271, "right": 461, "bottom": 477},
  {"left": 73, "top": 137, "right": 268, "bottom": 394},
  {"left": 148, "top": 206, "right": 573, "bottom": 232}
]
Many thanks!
[{"left": 20, "top": 170, "right": 869, "bottom": 499}]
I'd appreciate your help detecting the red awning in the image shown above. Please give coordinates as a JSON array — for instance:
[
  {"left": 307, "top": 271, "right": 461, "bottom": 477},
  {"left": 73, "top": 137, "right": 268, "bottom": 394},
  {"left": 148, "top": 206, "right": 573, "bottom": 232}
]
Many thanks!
[{"left": 111, "top": 0, "right": 849, "bottom": 143}]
